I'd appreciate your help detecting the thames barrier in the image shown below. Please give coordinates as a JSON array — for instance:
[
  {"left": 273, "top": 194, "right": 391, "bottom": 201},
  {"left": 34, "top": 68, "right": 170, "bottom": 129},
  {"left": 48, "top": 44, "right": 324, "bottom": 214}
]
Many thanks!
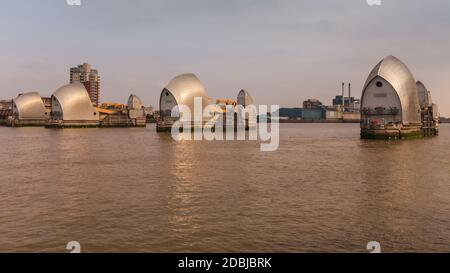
[
  {"left": 2, "top": 83, "right": 146, "bottom": 128},
  {"left": 360, "top": 55, "right": 439, "bottom": 139},
  {"left": 0, "top": 60, "right": 441, "bottom": 141}
]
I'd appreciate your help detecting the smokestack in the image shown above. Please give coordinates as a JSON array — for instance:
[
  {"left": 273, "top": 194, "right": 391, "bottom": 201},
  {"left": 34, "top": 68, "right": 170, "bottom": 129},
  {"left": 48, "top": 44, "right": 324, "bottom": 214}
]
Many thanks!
[
  {"left": 348, "top": 83, "right": 352, "bottom": 112},
  {"left": 348, "top": 83, "right": 351, "bottom": 98},
  {"left": 342, "top": 82, "right": 345, "bottom": 112}
]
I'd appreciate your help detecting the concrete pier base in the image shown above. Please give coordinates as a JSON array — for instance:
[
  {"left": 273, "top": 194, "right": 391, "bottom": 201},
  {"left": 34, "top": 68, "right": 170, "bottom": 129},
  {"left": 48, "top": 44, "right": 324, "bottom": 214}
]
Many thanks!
[
  {"left": 361, "top": 125, "right": 437, "bottom": 140},
  {"left": 45, "top": 121, "right": 100, "bottom": 129},
  {"left": 11, "top": 119, "right": 48, "bottom": 127}
]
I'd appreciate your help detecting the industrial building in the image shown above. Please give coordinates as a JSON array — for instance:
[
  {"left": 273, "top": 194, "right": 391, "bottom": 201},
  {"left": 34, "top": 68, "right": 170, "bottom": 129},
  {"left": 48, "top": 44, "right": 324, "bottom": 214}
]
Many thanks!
[
  {"left": 278, "top": 89, "right": 360, "bottom": 122},
  {"left": 303, "top": 99, "right": 323, "bottom": 109},
  {"left": 301, "top": 108, "right": 325, "bottom": 121},
  {"left": 324, "top": 106, "right": 342, "bottom": 121},
  {"left": 11, "top": 92, "right": 49, "bottom": 127},
  {"left": 332, "top": 95, "right": 360, "bottom": 113},
  {"left": 157, "top": 73, "right": 255, "bottom": 132},
  {"left": 337, "top": 83, "right": 361, "bottom": 122},
  {"left": 299, "top": 99, "right": 324, "bottom": 121},
  {"left": 278, "top": 108, "right": 303, "bottom": 120},
  {"left": 360, "top": 55, "right": 439, "bottom": 139}
]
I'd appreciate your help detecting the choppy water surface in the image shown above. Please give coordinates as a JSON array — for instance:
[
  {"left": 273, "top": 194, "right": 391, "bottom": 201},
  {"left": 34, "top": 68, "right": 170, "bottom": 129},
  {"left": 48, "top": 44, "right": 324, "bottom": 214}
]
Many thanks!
[{"left": 0, "top": 124, "right": 449, "bottom": 253}]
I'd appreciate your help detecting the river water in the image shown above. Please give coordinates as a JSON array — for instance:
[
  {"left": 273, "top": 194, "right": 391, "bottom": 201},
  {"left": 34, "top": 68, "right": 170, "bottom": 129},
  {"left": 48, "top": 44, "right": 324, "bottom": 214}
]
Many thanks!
[{"left": 0, "top": 124, "right": 449, "bottom": 253}]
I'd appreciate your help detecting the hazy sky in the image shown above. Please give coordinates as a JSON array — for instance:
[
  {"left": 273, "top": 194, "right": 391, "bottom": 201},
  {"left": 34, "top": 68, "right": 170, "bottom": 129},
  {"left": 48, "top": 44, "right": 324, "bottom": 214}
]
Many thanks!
[{"left": 1, "top": 0, "right": 449, "bottom": 115}]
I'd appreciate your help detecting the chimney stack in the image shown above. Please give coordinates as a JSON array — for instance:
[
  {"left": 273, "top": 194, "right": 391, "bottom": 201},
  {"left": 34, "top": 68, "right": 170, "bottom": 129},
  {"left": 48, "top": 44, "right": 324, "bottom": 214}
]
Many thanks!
[
  {"left": 348, "top": 83, "right": 352, "bottom": 112},
  {"left": 342, "top": 82, "right": 345, "bottom": 112}
]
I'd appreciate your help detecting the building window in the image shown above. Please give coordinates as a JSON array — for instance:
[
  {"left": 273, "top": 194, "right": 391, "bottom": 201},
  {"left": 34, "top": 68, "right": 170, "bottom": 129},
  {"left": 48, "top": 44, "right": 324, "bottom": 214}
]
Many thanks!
[{"left": 376, "top": 81, "right": 383, "bottom": 88}]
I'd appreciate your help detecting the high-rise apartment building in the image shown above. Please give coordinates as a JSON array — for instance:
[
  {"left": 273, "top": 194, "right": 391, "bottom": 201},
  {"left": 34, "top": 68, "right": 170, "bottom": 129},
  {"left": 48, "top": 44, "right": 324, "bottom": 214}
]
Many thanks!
[{"left": 70, "top": 63, "right": 100, "bottom": 106}]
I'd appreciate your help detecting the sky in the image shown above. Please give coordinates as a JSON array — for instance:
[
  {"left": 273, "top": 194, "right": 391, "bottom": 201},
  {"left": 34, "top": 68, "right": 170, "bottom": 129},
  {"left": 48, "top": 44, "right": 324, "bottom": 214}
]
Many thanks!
[{"left": 0, "top": 0, "right": 449, "bottom": 115}]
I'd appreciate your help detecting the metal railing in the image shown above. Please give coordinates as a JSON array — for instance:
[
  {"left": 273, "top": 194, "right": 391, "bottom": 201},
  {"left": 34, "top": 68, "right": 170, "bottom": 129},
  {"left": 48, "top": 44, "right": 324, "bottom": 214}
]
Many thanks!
[{"left": 361, "top": 107, "right": 399, "bottom": 116}]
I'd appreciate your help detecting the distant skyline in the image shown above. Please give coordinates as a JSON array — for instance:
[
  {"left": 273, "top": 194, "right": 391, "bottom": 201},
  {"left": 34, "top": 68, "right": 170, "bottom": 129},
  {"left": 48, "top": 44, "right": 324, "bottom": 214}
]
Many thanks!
[{"left": 1, "top": 0, "right": 449, "bottom": 115}]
